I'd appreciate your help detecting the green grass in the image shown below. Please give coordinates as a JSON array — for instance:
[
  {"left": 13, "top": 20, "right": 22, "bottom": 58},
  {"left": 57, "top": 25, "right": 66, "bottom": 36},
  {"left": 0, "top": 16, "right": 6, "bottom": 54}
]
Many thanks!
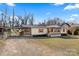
[
  {"left": 38, "top": 38, "right": 79, "bottom": 55},
  {"left": 0, "top": 40, "right": 6, "bottom": 55},
  {"left": 0, "top": 40, "right": 5, "bottom": 46},
  {"left": 0, "top": 36, "right": 79, "bottom": 55}
]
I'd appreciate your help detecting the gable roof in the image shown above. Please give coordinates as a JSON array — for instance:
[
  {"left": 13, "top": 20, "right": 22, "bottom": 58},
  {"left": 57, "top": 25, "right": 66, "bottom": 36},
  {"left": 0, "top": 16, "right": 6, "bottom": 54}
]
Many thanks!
[{"left": 61, "top": 23, "right": 71, "bottom": 27}]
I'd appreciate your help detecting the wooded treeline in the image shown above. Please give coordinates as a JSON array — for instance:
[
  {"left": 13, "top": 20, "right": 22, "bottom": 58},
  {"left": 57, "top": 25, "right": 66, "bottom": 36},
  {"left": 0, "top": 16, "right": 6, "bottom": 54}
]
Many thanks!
[
  {"left": 0, "top": 8, "right": 78, "bottom": 28},
  {"left": 0, "top": 8, "right": 34, "bottom": 27}
]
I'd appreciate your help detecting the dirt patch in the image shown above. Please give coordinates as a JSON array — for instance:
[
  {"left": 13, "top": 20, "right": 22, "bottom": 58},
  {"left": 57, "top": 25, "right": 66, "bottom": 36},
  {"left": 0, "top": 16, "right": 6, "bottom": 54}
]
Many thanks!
[{"left": 0, "top": 39, "right": 63, "bottom": 56}]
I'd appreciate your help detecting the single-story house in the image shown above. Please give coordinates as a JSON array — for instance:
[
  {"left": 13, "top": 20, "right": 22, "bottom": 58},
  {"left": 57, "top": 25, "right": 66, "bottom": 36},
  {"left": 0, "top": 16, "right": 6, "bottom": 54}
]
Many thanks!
[
  {"left": 11, "top": 25, "right": 47, "bottom": 36},
  {"left": 10, "top": 23, "right": 70, "bottom": 37},
  {"left": 47, "top": 23, "right": 70, "bottom": 37}
]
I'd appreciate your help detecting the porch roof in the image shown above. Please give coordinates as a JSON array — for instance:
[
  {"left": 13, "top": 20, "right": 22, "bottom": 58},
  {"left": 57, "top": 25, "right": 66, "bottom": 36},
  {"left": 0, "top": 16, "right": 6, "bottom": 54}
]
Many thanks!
[
  {"left": 14, "top": 25, "right": 47, "bottom": 29},
  {"left": 47, "top": 25, "right": 61, "bottom": 28},
  {"left": 21, "top": 25, "right": 46, "bottom": 28}
]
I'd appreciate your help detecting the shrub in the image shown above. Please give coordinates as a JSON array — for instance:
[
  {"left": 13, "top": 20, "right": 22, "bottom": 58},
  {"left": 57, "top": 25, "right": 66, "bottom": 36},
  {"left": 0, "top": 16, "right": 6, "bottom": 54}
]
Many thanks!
[
  {"left": 67, "top": 30, "right": 72, "bottom": 35},
  {"left": 74, "top": 29, "right": 79, "bottom": 35}
]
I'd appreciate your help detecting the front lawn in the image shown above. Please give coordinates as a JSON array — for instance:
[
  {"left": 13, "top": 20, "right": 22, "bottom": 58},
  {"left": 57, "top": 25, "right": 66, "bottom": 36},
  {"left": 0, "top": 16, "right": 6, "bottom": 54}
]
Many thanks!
[{"left": 38, "top": 37, "right": 79, "bottom": 55}]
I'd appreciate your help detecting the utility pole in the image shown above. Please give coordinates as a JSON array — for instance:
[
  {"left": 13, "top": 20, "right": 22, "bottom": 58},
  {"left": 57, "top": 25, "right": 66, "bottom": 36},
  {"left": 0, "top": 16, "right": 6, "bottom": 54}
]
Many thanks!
[
  {"left": 12, "top": 8, "right": 15, "bottom": 28},
  {"left": 1, "top": 12, "right": 4, "bottom": 27},
  {"left": 4, "top": 8, "right": 8, "bottom": 27}
]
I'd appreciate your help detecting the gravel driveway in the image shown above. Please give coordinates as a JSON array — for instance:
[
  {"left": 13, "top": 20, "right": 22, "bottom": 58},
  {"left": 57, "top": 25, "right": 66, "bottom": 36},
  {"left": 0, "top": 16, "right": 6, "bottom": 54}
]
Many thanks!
[{"left": 0, "top": 38, "right": 63, "bottom": 56}]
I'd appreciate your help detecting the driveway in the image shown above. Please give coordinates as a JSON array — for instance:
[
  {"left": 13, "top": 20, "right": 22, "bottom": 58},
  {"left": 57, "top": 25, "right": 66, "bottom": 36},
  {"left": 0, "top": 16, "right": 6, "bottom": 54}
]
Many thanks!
[{"left": 0, "top": 38, "right": 63, "bottom": 56}]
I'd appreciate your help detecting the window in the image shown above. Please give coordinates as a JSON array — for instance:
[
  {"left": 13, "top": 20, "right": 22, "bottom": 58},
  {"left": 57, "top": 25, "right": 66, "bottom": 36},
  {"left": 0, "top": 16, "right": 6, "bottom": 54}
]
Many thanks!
[
  {"left": 48, "top": 28, "right": 51, "bottom": 32},
  {"left": 54, "top": 29, "right": 60, "bottom": 32},
  {"left": 63, "top": 29, "right": 65, "bottom": 32},
  {"left": 48, "top": 28, "right": 53, "bottom": 33},
  {"left": 39, "top": 28, "right": 43, "bottom": 32},
  {"left": 25, "top": 29, "right": 30, "bottom": 32}
]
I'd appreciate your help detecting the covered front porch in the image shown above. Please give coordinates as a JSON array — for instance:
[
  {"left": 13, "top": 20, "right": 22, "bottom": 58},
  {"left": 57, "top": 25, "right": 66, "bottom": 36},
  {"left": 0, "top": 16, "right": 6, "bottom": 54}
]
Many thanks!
[
  {"left": 10, "top": 27, "right": 31, "bottom": 36},
  {"left": 47, "top": 25, "right": 62, "bottom": 37}
]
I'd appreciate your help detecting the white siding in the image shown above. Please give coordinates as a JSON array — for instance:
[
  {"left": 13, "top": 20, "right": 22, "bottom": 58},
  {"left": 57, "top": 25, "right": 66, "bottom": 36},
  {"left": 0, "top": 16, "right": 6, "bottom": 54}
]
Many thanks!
[
  {"left": 61, "top": 24, "right": 69, "bottom": 34},
  {"left": 31, "top": 28, "right": 47, "bottom": 35},
  {"left": 61, "top": 28, "right": 66, "bottom": 33}
]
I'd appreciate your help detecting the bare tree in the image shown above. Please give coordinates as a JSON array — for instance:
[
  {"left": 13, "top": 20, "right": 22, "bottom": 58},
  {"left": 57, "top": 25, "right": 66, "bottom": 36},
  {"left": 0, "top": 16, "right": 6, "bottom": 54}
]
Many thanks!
[
  {"left": 18, "top": 16, "right": 24, "bottom": 26},
  {"left": 15, "top": 19, "right": 19, "bottom": 27},
  {"left": 0, "top": 9, "right": 8, "bottom": 36},
  {"left": 24, "top": 10, "right": 29, "bottom": 25},
  {"left": 0, "top": 10, "right": 3, "bottom": 27},
  {"left": 29, "top": 14, "right": 34, "bottom": 25},
  {"left": 46, "top": 17, "right": 64, "bottom": 25},
  {"left": 38, "top": 20, "right": 46, "bottom": 26},
  {"left": 69, "top": 26, "right": 77, "bottom": 35},
  {"left": 8, "top": 16, "right": 11, "bottom": 27}
]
